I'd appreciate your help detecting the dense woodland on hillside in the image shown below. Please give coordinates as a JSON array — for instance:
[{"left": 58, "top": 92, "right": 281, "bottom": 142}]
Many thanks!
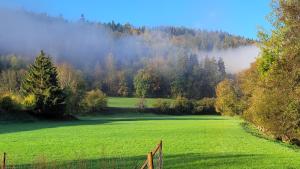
[
  {"left": 216, "top": 0, "right": 300, "bottom": 144},
  {"left": 0, "top": 8, "right": 255, "bottom": 116}
]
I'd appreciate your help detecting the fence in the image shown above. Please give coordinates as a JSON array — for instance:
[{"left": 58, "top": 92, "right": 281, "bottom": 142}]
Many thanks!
[
  {"left": 140, "top": 140, "right": 163, "bottom": 169},
  {"left": 1, "top": 141, "right": 163, "bottom": 169},
  {"left": 2, "top": 152, "right": 6, "bottom": 169},
  {"left": 1, "top": 155, "right": 142, "bottom": 169}
]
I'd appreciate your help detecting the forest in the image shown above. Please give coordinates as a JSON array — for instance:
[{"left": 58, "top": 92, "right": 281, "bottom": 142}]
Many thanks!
[{"left": 0, "top": 7, "right": 255, "bottom": 116}]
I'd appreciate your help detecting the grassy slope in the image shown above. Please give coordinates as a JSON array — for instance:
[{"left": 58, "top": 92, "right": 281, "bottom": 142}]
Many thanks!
[
  {"left": 1, "top": 113, "right": 300, "bottom": 168},
  {"left": 107, "top": 97, "right": 172, "bottom": 108}
]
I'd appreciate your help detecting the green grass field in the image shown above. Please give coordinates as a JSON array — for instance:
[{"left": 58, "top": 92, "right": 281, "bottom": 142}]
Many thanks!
[
  {"left": 107, "top": 97, "right": 171, "bottom": 108},
  {"left": 1, "top": 97, "right": 300, "bottom": 168}
]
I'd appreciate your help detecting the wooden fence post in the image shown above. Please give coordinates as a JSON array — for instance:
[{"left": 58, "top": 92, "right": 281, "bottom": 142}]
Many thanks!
[
  {"left": 159, "top": 140, "right": 163, "bottom": 169},
  {"left": 147, "top": 152, "right": 154, "bottom": 169},
  {"left": 2, "top": 152, "right": 6, "bottom": 169}
]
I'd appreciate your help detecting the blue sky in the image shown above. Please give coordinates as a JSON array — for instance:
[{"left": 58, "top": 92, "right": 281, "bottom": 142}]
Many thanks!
[{"left": 0, "top": 0, "right": 272, "bottom": 39}]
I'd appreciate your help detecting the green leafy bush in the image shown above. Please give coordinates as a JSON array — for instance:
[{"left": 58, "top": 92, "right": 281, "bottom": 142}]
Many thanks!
[
  {"left": 136, "top": 98, "right": 147, "bottom": 111},
  {"left": 171, "top": 96, "right": 194, "bottom": 114},
  {"left": 153, "top": 99, "right": 171, "bottom": 114},
  {"left": 154, "top": 97, "right": 216, "bottom": 115},
  {"left": 0, "top": 94, "right": 22, "bottom": 112},
  {"left": 194, "top": 98, "right": 216, "bottom": 114},
  {"left": 82, "top": 89, "right": 107, "bottom": 112},
  {"left": 0, "top": 96, "right": 14, "bottom": 111}
]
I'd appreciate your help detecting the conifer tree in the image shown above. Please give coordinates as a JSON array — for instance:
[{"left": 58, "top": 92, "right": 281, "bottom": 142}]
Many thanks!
[{"left": 21, "top": 51, "right": 65, "bottom": 116}]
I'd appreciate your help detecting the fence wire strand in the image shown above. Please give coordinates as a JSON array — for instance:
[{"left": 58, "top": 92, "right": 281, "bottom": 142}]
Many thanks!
[
  {"left": 2, "top": 155, "right": 141, "bottom": 169},
  {"left": 140, "top": 140, "right": 163, "bottom": 169},
  {"left": 2, "top": 141, "right": 163, "bottom": 169}
]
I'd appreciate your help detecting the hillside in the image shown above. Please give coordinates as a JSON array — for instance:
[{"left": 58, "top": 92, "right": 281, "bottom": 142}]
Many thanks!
[
  {"left": 0, "top": 8, "right": 254, "bottom": 62},
  {"left": 0, "top": 8, "right": 257, "bottom": 98}
]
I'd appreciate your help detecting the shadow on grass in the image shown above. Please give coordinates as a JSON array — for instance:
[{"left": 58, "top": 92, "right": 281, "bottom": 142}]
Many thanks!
[
  {"left": 6, "top": 153, "right": 266, "bottom": 169},
  {"left": 0, "top": 108, "right": 224, "bottom": 135}
]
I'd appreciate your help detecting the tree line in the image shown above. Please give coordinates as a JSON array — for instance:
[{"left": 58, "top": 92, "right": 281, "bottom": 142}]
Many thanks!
[
  {"left": 0, "top": 50, "right": 226, "bottom": 117},
  {"left": 215, "top": 0, "right": 300, "bottom": 144}
]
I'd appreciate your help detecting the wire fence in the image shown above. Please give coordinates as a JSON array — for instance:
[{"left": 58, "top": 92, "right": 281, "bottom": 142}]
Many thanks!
[
  {"left": 1, "top": 153, "right": 144, "bottom": 169},
  {"left": 140, "top": 140, "right": 163, "bottom": 169},
  {"left": 1, "top": 141, "right": 163, "bottom": 169}
]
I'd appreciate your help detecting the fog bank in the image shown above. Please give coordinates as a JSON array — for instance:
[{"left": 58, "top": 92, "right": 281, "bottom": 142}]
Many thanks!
[
  {"left": 199, "top": 45, "right": 260, "bottom": 73},
  {"left": 0, "top": 8, "right": 259, "bottom": 73}
]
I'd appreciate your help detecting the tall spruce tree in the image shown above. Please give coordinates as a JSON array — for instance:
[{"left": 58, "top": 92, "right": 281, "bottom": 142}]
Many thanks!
[{"left": 21, "top": 51, "right": 65, "bottom": 116}]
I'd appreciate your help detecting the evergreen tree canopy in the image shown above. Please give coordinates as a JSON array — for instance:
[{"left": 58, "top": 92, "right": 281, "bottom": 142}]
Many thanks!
[{"left": 21, "top": 51, "right": 65, "bottom": 115}]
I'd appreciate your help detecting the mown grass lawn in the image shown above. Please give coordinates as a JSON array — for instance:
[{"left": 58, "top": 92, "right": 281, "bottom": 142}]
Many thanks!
[
  {"left": 107, "top": 97, "right": 172, "bottom": 108},
  {"left": 1, "top": 112, "right": 300, "bottom": 168}
]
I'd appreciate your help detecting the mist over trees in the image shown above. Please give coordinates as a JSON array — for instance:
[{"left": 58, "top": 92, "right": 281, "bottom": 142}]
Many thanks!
[
  {"left": 0, "top": 8, "right": 255, "bottom": 99},
  {"left": 0, "top": 7, "right": 259, "bottom": 119}
]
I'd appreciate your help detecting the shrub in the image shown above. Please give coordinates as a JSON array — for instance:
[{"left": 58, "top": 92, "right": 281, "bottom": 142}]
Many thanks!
[
  {"left": 82, "top": 89, "right": 107, "bottom": 112},
  {"left": 0, "top": 96, "right": 15, "bottom": 111},
  {"left": 153, "top": 99, "right": 171, "bottom": 114},
  {"left": 63, "top": 87, "right": 85, "bottom": 114},
  {"left": 194, "top": 98, "right": 216, "bottom": 114},
  {"left": 154, "top": 98, "right": 216, "bottom": 115},
  {"left": 0, "top": 93, "right": 23, "bottom": 112},
  {"left": 22, "top": 94, "right": 36, "bottom": 110},
  {"left": 171, "top": 96, "right": 194, "bottom": 114},
  {"left": 136, "top": 98, "right": 147, "bottom": 111}
]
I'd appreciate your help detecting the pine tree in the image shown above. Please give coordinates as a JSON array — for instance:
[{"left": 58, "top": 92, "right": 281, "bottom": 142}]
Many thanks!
[{"left": 21, "top": 51, "right": 65, "bottom": 116}]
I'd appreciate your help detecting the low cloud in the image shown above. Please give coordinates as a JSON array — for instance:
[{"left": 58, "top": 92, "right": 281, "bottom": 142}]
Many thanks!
[
  {"left": 0, "top": 8, "right": 259, "bottom": 73},
  {"left": 199, "top": 45, "right": 260, "bottom": 73}
]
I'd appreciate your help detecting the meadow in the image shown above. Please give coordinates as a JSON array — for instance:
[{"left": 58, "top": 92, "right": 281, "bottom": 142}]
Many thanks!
[
  {"left": 107, "top": 97, "right": 172, "bottom": 108},
  {"left": 1, "top": 97, "right": 300, "bottom": 169}
]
